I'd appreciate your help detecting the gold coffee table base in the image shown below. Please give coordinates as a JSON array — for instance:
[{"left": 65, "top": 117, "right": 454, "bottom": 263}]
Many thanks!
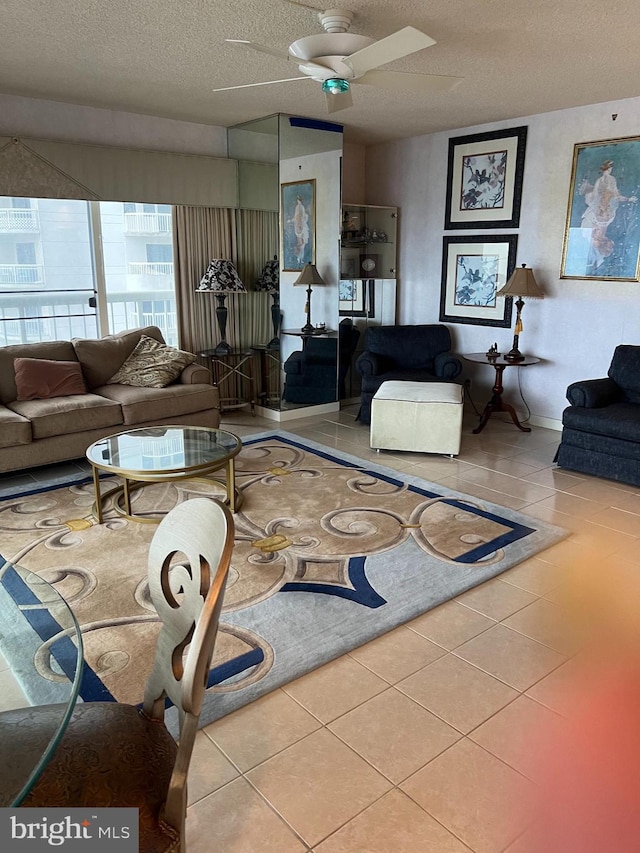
[{"left": 93, "top": 474, "right": 242, "bottom": 525}]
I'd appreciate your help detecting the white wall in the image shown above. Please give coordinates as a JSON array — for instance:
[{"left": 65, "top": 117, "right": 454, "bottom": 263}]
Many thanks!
[
  {"left": 0, "top": 93, "right": 227, "bottom": 156},
  {"left": 366, "top": 96, "right": 640, "bottom": 428}
]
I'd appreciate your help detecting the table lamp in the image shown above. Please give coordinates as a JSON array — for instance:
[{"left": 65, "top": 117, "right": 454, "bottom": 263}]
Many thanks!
[
  {"left": 495, "top": 264, "right": 544, "bottom": 361},
  {"left": 293, "top": 263, "right": 326, "bottom": 334},
  {"left": 256, "top": 256, "right": 280, "bottom": 349},
  {"left": 196, "top": 259, "right": 246, "bottom": 354}
]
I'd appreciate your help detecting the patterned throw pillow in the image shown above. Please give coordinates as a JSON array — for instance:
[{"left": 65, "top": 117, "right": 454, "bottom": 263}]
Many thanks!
[{"left": 108, "top": 336, "right": 196, "bottom": 388}]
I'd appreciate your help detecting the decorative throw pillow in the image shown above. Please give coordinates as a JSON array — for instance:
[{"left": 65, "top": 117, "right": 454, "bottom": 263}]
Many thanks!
[
  {"left": 107, "top": 335, "right": 196, "bottom": 388},
  {"left": 14, "top": 358, "right": 87, "bottom": 401}
]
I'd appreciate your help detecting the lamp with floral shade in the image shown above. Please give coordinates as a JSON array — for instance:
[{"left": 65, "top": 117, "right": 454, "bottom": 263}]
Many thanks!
[
  {"left": 256, "top": 256, "right": 280, "bottom": 349},
  {"left": 196, "top": 259, "right": 246, "bottom": 354}
]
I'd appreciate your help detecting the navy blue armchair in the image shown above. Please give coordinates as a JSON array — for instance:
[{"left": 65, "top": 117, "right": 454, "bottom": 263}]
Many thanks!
[
  {"left": 355, "top": 324, "right": 462, "bottom": 424},
  {"left": 555, "top": 344, "right": 640, "bottom": 487},
  {"left": 283, "top": 320, "right": 361, "bottom": 405}
]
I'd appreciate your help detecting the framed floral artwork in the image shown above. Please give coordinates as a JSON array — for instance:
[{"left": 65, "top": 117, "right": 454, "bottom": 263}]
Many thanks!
[
  {"left": 444, "top": 126, "right": 528, "bottom": 229},
  {"left": 561, "top": 135, "right": 640, "bottom": 280},
  {"left": 439, "top": 235, "right": 517, "bottom": 327},
  {"left": 281, "top": 179, "right": 315, "bottom": 271}
]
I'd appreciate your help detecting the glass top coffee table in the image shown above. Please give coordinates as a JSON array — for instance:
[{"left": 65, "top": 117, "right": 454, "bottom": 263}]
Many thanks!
[{"left": 86, "top": 425, "right": 242, "bottom": 523}]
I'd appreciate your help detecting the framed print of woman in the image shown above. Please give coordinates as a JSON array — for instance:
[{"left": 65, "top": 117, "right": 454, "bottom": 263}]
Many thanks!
[
  {"left": 562, "top": 137, "right": 640, "bottom": 281},
  {"left": 281, "top": 179, "right": 315, "bottom": 272}
]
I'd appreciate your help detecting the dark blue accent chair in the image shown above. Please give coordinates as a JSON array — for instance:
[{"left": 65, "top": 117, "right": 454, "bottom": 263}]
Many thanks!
[
  {"left": 355, "top": 324, "right": 462, "bottom": 424},
  {"left": 555, "top": 345, "right": 640, "bottom": 487},
  {"left": 283, "top": 320, "right": 361, "bottom": 405}
]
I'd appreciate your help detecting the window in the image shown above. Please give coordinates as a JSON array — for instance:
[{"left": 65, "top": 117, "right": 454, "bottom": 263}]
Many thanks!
[{"left": 0, "top": 197, "right": 177, "bottom": 346}]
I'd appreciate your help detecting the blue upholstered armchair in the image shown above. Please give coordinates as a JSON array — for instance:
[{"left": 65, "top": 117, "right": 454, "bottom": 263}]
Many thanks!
[
  {"left": 555, "top": 344, "right": 640, "bottom": 487},
  {"left": 355, "top": 324, "right": 462, "bottom": 424},
  {"left": 283, "top": 320, "right": 361, "bottom": 405}
]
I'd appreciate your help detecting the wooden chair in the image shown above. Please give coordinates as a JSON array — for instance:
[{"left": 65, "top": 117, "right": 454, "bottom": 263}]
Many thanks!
[{"left": 17, "top": 497, "right": 234, "bottom": 853}]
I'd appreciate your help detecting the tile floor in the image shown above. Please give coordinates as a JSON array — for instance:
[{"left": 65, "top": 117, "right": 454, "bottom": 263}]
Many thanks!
[{"left": 2, "top": 404, "right": 639, "bottom": 851}]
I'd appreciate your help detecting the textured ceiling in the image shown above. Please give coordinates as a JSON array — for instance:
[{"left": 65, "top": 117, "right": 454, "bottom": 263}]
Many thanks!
[{"left": 2, "top": 0, "right": 640, "bottom": 145}]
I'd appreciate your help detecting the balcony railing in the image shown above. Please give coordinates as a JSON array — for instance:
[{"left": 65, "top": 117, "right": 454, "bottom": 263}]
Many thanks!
[
  {"left": 0, "top": 264, "right": 45, "bottom": 285},
  {"left": 0, "top": 208, "right": 40, "bottom": 232},
  {"left": 128, "top": 262, "right": 174, "bottom": 276},
  {"left": 124, "top": 212, "right": 172, "bottom": 234},
  {"left": 0, "top": 289, "right": 177, "bottom": 347}
]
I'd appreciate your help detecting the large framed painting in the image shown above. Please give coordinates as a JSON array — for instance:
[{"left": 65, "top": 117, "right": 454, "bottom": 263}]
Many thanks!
[
  {"left": 444, "top": 126, "right": 528, "bottom": 229},
  {"left": 439, "top": 235, "right": 517, "bottom": 327},
  {"left": 561, "top": 136, "right": 640, "bottom": 280},
  {"left": 281, "top": 179, "right": 315, "bottom": 271}
]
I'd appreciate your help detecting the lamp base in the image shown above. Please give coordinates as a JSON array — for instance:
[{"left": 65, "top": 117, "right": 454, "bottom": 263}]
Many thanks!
[
  {"left": 266, "top": 337, "right": 280, "bottom": 350},
  {"left": 503, "top": 333, "right": 524, "bottom": 362},
  {"left": 301, "top": 322, "right": 315, "bottom": 334},
  {"left": 214, "top": 340, "right": 232, "bottom": 355}
]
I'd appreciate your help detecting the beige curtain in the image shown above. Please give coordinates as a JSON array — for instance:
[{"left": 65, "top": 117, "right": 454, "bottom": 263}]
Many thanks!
[
  {"left": 173, "top": 206, "right": 279, "bottom": 403},
  {"left": 173, "top": 205, "right": 236, "bottom": 355}
]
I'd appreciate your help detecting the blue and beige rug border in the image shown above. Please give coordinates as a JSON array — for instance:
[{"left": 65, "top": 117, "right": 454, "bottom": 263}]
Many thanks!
[{"left": 0, "top": 430, "right": 568, "bottom": 730}]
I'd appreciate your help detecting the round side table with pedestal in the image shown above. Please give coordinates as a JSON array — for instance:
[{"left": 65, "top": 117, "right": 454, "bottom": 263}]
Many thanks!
[{"left": 463, "top": 352, "right": 540, "bottom": 434}]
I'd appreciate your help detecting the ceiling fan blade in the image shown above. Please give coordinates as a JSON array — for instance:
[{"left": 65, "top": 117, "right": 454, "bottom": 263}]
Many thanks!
[
  {"left": 356, "top": 68, "right": 462, "bottom": 94},
  {"left": 325, "top": 88, "right": 353, "bottom": 114},
  {"left": 212, "top": 77, "right": 311, "bottom": 93},
  {"left": 225, "top": 39, "right": 291, "bottom": 61},
  {"left": 345, "top": 26, "right": 436, "bottom": 77}
]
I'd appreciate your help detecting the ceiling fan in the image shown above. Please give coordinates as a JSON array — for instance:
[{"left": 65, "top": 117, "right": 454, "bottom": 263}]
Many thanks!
[{"left": 217, "top": 7, "right": 462, "bottom": 113}]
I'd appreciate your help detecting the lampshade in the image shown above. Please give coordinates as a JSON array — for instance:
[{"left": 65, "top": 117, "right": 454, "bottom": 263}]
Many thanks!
[
  {"left": 293, "top": 264, "right": 326, "bottom": 287},
  {"left": 256, "top": 257, "right": 279, "bottom": 293},
  {"left": 197, "top": 259, "right": 246, "bottom": 293},
  {"left": 496, "top": 264, "right": 544, "bottom": 299}
]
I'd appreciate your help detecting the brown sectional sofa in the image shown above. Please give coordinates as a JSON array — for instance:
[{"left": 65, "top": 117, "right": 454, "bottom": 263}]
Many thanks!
[{"left": 0, "top": 326, "right": 220, "bottom": 474}]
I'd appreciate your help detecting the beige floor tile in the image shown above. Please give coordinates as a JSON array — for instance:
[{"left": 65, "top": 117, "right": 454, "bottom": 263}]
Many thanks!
[
  {"left": 204, "top": 688, "right": 321, "bottom": 772},
  {"left": 407, "top": 599, "right": 496, "bottom": 649},
  {"left": 456, "top": 467, "right": 556, "bottom": 503},
  {"left": 314, "top": 789, "right": 470, "bottom": 853},
  {"left": 519, "top": 500, "right": 582, "bottom": 530},
  {"left": 521, "top": 466, "right": 585, "bottom": 490},
  {"left": 589, "top": 505, "right": 640, "bottom": 536},
  {"left": 186, "top": 777, "right": 306, "bottom": 853},
  {"left": 564, "top": 478, "right": 640, "bottom": 510},
  {"left": 397, "top": 653, "right": 519, "bottom": 733},
  {"left": 348, "top": 624, "right": 446, "bottom": 683},
  {"left": 454, "top": 623, "right": 567, "bottom": 691},
  {"left": 328, "top": 687, "right": 461, "bottom": 783},
  {"left": 500, "top": 556, "right": 567, "bottom": 596},
  {"left": 456, "top": 578, "right": 538, "bottom": 621},
  {"left": 282, "top": 655, "right": 388, "bottom": 723},
  {"left": 469, "top": 694, "right": 564, "bottom": 780},
  {"left": 435, "top": 477, "right": 531, "bottom": 510},
  {"left": 528, "top": 491, "right": 608, "bottom": 519},
  {"left": 502, "top": 597, "right": 579, "bottom": 655},
  {"left": 187, "top": 730, "right": 240, "bottom": 805},
  {"left": 401, "top": 739, "right": 534, "bottom": 853},
  {"left": 246, "top": 728, "right": 392, "bottom": 848},
  {"left": 524, "top": 658, "right": 586, "bottom": 716}
]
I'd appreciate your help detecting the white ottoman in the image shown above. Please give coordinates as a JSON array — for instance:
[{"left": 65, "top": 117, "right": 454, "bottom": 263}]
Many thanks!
[{"left": 370, "top": 380, "right": 464, "bottom": 456}]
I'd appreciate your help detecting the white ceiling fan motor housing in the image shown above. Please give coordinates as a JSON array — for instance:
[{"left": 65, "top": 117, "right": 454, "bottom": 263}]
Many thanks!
[{"left": 289, "top": 8, "right": 375, "bottom": 80}]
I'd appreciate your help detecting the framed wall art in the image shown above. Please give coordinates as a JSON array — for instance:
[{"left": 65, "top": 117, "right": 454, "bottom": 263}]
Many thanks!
[
  {"left": 444, "top": 126, "right": 528, "bottom": 229},
  {"left": 561, "top": 135, "right": 640, "bottom": 280},
  {"left": 281, "top": 179, "right": 315, "bottom": 271},
  {"left": 339, "top": 279, "right": 366, "bottom": 316},
  {"left": 439, "top": 234, "right": 517, "bottom": 327}
]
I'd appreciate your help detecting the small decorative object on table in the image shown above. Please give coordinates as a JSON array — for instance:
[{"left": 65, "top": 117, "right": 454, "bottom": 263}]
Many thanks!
[{"left": 486, "top": 342, "right": 500, "bottom": 359}]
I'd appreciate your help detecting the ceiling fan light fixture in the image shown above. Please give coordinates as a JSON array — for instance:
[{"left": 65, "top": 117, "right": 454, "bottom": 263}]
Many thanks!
[{"left": 322, "top": 78, "right": 350, "bottom": 95}]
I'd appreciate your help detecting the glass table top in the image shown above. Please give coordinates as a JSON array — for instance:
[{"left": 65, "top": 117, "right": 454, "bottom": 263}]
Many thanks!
[
  {"left": 0, "top": 562, "right": 84, "bottom": 806},
  {"left": 86, "top": 426, "right": 241, "bottom": 476}
]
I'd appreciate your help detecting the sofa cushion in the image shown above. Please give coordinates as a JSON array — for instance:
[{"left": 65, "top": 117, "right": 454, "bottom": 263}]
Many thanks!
[
  {"left": 73, "top": 326, "right": 165, "bottom": 389},
  {"left": 0, "top": 405, "right": 31, "bottom": 447},
  {"left": 15, "top": 358, "right": 87, "bottom": 401},
  {"left": 96, "top": 383, "right": 219, "bottom": 425},
  {"left": 8, "top": 394, "right": 123, "bottom": 440},
  {"left": 0, "top": 341, "right": 77, "bottom": 405},
  {"left": 107, "top": 336, "right": 196, "bottom": 388}
]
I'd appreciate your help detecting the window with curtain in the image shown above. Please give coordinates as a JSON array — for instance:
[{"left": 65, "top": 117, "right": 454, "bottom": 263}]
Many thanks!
[{"left": 0, "top": 196, "right": 177, "bottom": 345}]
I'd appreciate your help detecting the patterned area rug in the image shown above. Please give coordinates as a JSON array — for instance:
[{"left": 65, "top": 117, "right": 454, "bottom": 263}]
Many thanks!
[{"left": 0, "top": 431, "right": 567, "bottom": 730}]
